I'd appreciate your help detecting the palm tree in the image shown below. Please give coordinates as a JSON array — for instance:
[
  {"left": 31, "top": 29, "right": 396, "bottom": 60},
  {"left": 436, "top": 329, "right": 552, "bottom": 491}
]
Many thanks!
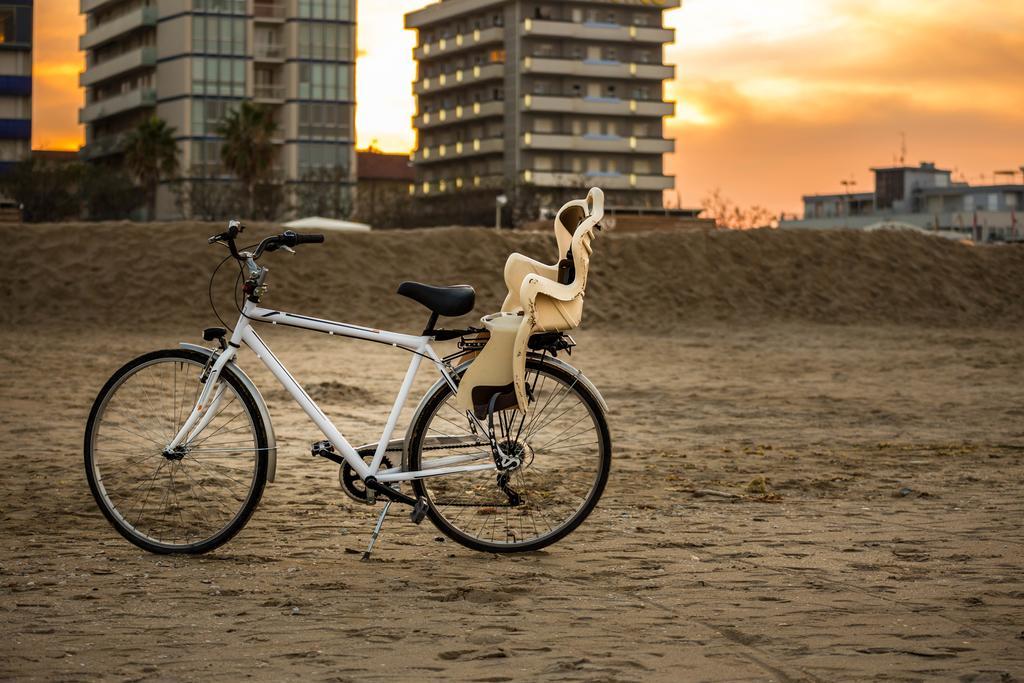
[
  {"left": 124, "top": 116, "right": 180, "bottom": 221},
  {"left": 217, "top": 102, "right": 278, "bottom": 216}
]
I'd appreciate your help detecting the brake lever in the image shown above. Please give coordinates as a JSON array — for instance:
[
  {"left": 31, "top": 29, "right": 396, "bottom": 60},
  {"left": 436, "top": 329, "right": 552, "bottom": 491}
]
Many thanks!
[{"left": 281, "top": 246, "right": 296, "bottom": 254}]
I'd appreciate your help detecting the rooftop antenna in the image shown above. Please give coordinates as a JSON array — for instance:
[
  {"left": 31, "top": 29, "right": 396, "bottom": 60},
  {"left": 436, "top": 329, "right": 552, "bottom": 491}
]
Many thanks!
[{"left": 899, "top": 132, "right": 907, "bottom": 166}]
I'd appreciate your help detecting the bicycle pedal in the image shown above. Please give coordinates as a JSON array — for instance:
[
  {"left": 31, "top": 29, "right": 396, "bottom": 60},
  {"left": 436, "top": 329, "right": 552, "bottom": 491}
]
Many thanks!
[
  {"left": 311, "top": 440, "right": 334, "bottom": 458},
  {"left": 410, "top": 497, "right": 429, "bottom": 525}
]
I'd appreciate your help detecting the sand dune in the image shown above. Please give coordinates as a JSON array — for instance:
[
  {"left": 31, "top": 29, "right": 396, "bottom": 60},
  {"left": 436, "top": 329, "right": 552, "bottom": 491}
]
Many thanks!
[{"left": 2, "top": 222, "right": 1021, "bottom": 331}]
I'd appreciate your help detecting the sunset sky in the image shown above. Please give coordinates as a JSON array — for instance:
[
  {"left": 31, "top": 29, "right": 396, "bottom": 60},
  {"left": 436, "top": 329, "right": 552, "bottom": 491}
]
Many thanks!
[{"left": 34, "top": 1, "right": 1024, "bottom": 213}]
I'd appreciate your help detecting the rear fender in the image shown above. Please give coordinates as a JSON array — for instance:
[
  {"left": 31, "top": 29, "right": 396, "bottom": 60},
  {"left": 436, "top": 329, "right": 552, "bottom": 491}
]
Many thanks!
[
  {"left": 179, "top": 343, "right": 279, "bottom": 483},
  {"left": 400, "top": 353, "right": 608, "bottom": 469}
]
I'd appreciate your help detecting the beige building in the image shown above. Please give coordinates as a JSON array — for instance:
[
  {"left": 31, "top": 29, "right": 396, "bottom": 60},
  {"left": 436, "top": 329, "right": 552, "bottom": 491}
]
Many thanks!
[
  {"left": 80, "top": 0, "right": 356, "bottom": 219},
  {"left": 405, "top": 0, "right": 678, "bottom": 223}
]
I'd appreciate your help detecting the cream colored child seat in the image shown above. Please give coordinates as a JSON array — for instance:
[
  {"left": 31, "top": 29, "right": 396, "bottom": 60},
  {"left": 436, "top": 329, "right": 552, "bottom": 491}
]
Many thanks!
[{"left": 456, "top": 187, "right": 605, "bottom": 418}]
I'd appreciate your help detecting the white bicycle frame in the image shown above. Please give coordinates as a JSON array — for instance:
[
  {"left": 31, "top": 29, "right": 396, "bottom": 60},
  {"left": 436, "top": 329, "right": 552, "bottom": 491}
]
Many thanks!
[{"left": 166, "top": 297, "right": 496, "bottom": 484}]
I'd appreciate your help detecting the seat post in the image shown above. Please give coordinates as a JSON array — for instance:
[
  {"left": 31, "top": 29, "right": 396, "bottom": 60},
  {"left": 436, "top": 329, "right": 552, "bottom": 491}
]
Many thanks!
[{"left": 422, "top": 312, "right": 439, "bottom": 337}]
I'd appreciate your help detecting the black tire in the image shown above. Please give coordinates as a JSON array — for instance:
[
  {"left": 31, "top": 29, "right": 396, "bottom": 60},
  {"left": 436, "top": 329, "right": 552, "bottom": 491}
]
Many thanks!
[
  {"left": 84, "top": 349, "right": 268, "bottom": 554},
  {"left": 408, "top": 356, "right": 611, "bottom": 553}
]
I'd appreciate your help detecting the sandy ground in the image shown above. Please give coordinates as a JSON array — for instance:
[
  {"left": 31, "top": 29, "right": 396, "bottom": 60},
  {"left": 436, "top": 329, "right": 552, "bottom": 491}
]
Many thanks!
[{"left": 1, "top": 322, "right": 1022, "bottom": 682}]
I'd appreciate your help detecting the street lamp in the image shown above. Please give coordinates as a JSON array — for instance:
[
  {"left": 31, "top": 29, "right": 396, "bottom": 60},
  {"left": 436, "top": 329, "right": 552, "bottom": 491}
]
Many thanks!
[
  {"left": 840, "top": 179, "right": 856, "bottom": 218},
  {"left": 495, "top": 194, "right": 509, "bottom": 230}
]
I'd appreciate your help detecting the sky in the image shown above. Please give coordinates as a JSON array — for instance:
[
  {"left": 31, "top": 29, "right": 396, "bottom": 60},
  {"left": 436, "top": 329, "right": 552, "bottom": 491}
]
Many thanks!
[{"left": 34, "top": 1, "right": 1024, "bottom": 214}]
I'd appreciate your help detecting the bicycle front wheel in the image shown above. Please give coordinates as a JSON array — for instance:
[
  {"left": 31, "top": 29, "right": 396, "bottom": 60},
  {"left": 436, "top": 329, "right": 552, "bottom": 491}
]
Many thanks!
[
  {"left": 84, "top": 349, "right": 268, "bottom": 554},
  {"left": 408, "top": 356, "right": 611, "bottom": 553}
]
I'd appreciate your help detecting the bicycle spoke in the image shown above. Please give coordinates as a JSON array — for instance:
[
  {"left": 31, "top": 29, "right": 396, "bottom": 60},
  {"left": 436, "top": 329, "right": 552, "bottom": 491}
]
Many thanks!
[
  {"left": 416, "top": 363, "right": 606, "bottom": 550},
  {"left": 88, "top": 355, "right": 262, "bottom": 551}
]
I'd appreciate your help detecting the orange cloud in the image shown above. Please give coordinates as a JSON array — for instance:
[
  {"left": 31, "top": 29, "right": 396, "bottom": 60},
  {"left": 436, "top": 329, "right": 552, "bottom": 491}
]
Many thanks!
[
  {"left": 669, "top": 0, "right": 1024, "bottom": 211},
  {"left": 32, "top": 2, "right": 83, "bottom": 151}
]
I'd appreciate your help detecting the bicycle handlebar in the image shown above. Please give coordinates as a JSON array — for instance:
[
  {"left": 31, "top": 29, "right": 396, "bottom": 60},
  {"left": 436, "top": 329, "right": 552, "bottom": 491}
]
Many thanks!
[
  {"left": 208, "top": 221, "right": 325, "bottom": 261},
  {"left": 256, "top": 230, "right": 325, "bottom": 256}
]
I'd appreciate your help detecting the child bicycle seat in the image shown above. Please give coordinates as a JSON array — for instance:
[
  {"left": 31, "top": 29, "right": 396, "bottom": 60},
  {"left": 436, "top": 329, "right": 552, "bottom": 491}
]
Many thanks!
[{"left": 456, "top": 187, "right": 605, "bottom": 418}]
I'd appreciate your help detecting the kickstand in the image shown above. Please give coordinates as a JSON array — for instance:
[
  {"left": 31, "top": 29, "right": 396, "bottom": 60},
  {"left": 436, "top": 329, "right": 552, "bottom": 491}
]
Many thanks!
[{"left": 361, "top": 500, "right": 392, "bottom": 561}]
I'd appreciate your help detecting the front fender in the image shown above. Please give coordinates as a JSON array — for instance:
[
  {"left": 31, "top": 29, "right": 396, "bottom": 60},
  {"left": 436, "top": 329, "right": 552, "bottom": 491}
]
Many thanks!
[{"left": 179, "top": 343, "right": 279, "bottom": 483}]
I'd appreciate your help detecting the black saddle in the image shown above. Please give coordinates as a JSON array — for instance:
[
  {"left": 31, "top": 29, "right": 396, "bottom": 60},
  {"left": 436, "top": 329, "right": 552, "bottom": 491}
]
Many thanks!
[{"left": 397, "top": 281, "right": 475, "bottom": 317}]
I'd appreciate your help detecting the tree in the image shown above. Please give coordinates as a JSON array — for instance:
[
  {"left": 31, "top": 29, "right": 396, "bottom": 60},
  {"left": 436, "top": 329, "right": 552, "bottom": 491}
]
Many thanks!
[
  {"left": 173, "top": 165, "right": 245, "bottom": 221},
  {"left": 124, "top": 116, "right": 180, "bottom": 221},
  {"left": 700, "top": 188, "right": 776, "bottom": 229},
  {"left": 0, "top": 158, "right": 82, "bottom": 222},
  {"left": 81, "top": 165, "right": 142, "bottom": 221},
  {"left": 217, "top": 102, "right": 278, "bottom": 216},
  {"left": 294, "top": 167, "right": 353, "bottom": 219}
]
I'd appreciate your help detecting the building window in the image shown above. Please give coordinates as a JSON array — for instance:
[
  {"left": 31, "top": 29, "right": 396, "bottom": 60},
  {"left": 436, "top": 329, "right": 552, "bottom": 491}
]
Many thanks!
[
  {"left": 298, "top": 103, "right": 353, "bottom": 139},
  {"left": 193, "top": 16, "right": 246, "bottom": 55},
  {"left": 298, "top": 142, "right": 352, "bottom": 174},
  {"left": 0, "top": 9, "right": 13, "bottom": 44},
  {"left": 191, "top": 140, "right": 225, "bottom": 174},
  {"left": 194, "top": 0, "right": 247, "bottom": 15},
  {"left": 192, "top": 99, "right": 242, "bottom": 136},
  {"left": 192, "top": 57, "right": 246, "bottom": 97},
  {"left": 298, "top": 23, "right": 353, "bottom": 61},
  {"left": 298, "top": 0, "right": 352, "bottom": 21},
  {"left": 298, "top": 63, "right": 352, "bottom": 100},
  {"left": 532, "top": 117, "right": 555, "bottom": 134}
]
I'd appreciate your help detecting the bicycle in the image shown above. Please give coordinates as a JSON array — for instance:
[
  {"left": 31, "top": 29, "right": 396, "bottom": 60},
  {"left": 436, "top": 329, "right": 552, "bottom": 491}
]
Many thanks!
[{"left": 84, "top": 201, "right": 611, "bottom": 558}]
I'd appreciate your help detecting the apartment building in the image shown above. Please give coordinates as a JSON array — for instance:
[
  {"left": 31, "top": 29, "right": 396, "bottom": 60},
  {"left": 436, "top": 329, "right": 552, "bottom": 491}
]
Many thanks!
[
  {"left": 405, "top": 0, "right": 678, "bottom": 222},
  {"left": 0, "top": 0, "right": 32, "bottom": 174},
  {"left": 80, "top": 0, "right": 356, "bottom": 219}
]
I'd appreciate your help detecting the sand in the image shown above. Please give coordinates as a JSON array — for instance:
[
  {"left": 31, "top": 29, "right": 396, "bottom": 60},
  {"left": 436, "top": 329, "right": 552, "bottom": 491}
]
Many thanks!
[{"left": 1, "top": 224, "right": 1023, "bottom": 681}]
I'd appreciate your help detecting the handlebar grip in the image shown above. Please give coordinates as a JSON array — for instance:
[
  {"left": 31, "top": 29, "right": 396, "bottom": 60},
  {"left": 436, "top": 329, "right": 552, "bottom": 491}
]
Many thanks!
[
  {"left": 279, "top": 230, "right": 324, "bottom": 247},
  {"left": 208, "top": 220, "right": 245, "bottom": 245}
]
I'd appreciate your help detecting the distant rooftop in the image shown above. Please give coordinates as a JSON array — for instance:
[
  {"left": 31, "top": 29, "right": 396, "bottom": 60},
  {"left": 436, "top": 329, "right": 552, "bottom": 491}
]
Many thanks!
[
  {"left": 869, "top": 161, "right": 952, "bottom": 174},
  {"left": 357, "top": 151, "right": 415, "bottom": 182},
  {"left": 802, "top": 191, "right": 875, "bottom": 202}
]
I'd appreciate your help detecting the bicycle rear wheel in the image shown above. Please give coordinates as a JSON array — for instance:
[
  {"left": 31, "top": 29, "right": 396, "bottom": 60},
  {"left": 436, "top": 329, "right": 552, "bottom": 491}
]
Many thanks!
[
  {"left": 84, "top": 349, "right": 268, "bottom": 554},
  {"left": 408, "top": 356, "right": 611, "bottom": 553}
]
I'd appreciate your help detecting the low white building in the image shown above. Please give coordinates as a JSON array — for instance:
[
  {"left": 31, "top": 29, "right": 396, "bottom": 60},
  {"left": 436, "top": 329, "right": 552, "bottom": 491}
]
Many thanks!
[{"left": 781, "top": 162, "right": 1024, "bottom": 242}]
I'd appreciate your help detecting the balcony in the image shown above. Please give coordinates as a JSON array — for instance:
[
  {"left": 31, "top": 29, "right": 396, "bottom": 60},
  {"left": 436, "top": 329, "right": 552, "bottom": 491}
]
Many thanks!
[
  {"left": 526, "top": 171, "right": 674, "bottom": 192},
  {"left": 414, "top": 100, "right": 503, "bottom": 129},
  {"left": 254, "top": 43, "right": 286, "bottom": 62},
  {"left": 79, "top": 87, "right": 157, "bottom": 123},
  {"left": 414, "top": 27, "right": 504, "bottom": 61},
  {"left": 523, "top": 18, "right": 673, "bottom": 45},
  {"left": 80, "top": 6, "right": 158, "bottom": 51},
  {"left": 523, "top": 94, "right": 674, "bottom": 118},
  {"left": 254, "top": 84, "right": 286, "bottom": 102},
  {"left": 411, "top": 138, "right": 503, "bottom": 164},
  {"left": 254, "top": 2, "right": 286, "bottom": 22},
  {"left": 80, "top": 0, "right": 122, "bottom": 13},
  {"left": 80, "top": 132, "right": 129, "bottom": 160},
  {"left": 410, "top": 174, "right": 504, "bottom": 197},
  {"left": 80, "top": 46, "right": 156, "bottom": 87},
  {"left": 524, "top": 133, "right": 674, "bottom": 155},
  {"left": 523, "top": 57, "right": 674, "bottom": 81},
  {"left": 414, "top": 63, "right": 504, "bottom": 95}
]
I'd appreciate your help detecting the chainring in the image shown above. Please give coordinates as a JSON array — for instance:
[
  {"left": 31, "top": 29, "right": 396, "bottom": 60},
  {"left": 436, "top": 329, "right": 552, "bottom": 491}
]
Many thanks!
[{"left": 339, "top": 452, "right": 394, "bottom": 505}]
